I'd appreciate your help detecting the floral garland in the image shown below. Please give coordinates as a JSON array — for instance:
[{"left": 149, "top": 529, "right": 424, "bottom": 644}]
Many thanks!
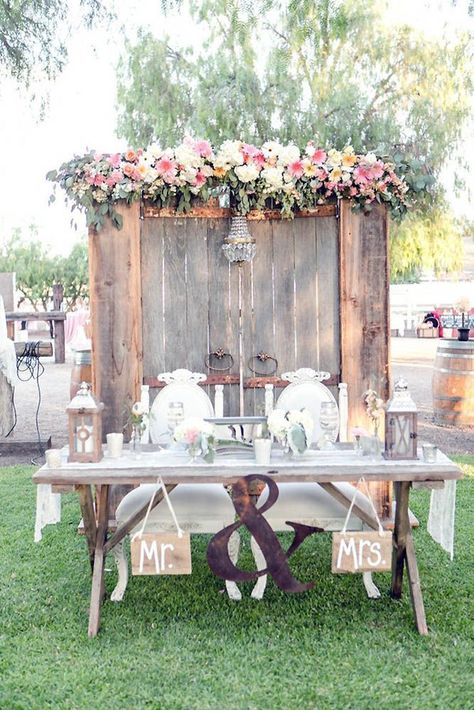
[{"left": 47, "top": 137, "right": 410, "bottom": 231}]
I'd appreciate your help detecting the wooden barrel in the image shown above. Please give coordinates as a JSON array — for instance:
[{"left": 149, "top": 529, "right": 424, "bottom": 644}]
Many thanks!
[
  {"left": 433, "top": 340, "right": 474, "bottom": 427},
  {"left": 70, "top": 349, "right": 92, "bottom": 399}
]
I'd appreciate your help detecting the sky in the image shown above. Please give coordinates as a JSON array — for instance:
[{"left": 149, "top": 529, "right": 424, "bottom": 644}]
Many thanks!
[{"left": 0, "top": 0, "right": 473, "bottom": 255}]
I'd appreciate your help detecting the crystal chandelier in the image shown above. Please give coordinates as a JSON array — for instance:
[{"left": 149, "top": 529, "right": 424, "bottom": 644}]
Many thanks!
[{"left": 222, "top": 215, "right": 256, "bottom": 263}]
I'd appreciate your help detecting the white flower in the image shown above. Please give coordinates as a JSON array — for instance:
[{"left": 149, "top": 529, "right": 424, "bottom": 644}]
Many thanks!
[
  {"left": 262, "top": 140, "right": 283, "bottom": 158},
  {"left": 277, "top": 144, "right": 300, "bottom": 166},
  {"left": 148, "top": 143, "right": 163, "bottom": 159},
  {"left": 132, "top": 401, "right": 146, "bottom": 416},
  {"left": 326, "top": 149, "right": 342, "bottom": 167},
  {"left": 217, "top": 140, "right": 244, "bottom": 166},
  {"left": 235, "top": 163, "right": 260, "bottom": 182},
  {"left": 261, "top": 166, "right": 284, "bottom": 190},
  {"left": 175, "top": 143, "right": 201, "bottom": 169},
  {"left": 143, "top": 167, "right": 158, "bottom": 183},
  {"left": 362, "top": 152, "right": 377, "bottom": 166},
  {"left": 180, "top": 167, "right": 197, "bottom": 183},
  {"left": 267, "top": 409, "right": 288, "bottom": 438}
]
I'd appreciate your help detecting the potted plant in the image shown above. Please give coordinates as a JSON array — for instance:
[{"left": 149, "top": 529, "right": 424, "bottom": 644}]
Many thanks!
[{"left": 456, "top": 298, "right": 471, "bottom": 341}]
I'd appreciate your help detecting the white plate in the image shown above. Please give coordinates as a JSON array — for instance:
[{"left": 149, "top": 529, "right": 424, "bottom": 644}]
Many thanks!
[
  {"left": 276, "top": 381, "right": 339, "bottom": 444},
  {"left": 149, "top": 382, "right": 214, "bottom": 445}
]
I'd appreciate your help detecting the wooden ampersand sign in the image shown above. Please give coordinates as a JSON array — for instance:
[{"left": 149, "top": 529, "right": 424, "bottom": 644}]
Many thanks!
[{"left": 207, "top": 474, "right": 323, "bottom": 593}]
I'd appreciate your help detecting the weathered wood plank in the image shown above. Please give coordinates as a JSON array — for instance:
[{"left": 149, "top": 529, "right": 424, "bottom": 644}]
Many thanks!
[
  {"left": 141, "top": 216, "right": 165, "bottom": 379},
  {"left": 206, "top": 218, "right": 241, "bottom": 416},
  {"left": 294, "top": 217, "right": 318, "bottom": 368},
  {"left": 339, "top": 202, "right": 390, "bottom": 430},
  {"left": 163, "top": 219, "right": 187, "bottom": 371},
  {"left": 250, "top": 220, "right": 276, "bottom": 416},
  {"left": 272, "top": 219, "right": 296, "bottom": 378},
  {"left": 185, "top": 218, "right": 209, "bottom": 373},
  {"left": 88, "top": 483, "right": 109, "bottom": 638},
  {"left": 144, "top": 205, "right": 337, "bottom": 219},
  {"left": 339, "top": 203, "right": 390, "bottom": 517},
  {"left": 0, "top": 371, "right": 14, "bottom": 437},
  {"left": 89, "top": 202, "right": 143, "bottom": 437},
  {"left": 317, "top": 216, "right": 340, "bottom": 374},
  {"left": 14, "top": 342, "right": 52, "bottom": 357}
]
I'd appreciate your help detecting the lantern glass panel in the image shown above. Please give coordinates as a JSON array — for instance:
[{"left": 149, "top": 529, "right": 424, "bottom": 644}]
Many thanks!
[
  {"left": 74, "top": 414, "right": 95, "bottom": 454},
  {"left": 391, "top": 414, "right": 411, "bottom": 456}
]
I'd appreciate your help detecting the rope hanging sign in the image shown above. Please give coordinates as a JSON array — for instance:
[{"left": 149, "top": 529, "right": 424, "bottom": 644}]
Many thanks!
[
  {"left": 331, "top": 478, "right": 392, "bottom": 574},
  {"left": 130, "top": 477, "right": 192, "bottom": 576}
]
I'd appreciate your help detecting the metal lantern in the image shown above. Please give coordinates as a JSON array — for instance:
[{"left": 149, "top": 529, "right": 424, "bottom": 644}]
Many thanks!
[
  {"left": 67, "top": 382, "right": 104, "bottom": 463},
  {"left": 222, "top": 215, "right": 256, "bottom": 264},
  {"left": 384, "top": 377, "right": 418, "bottom": 460}
]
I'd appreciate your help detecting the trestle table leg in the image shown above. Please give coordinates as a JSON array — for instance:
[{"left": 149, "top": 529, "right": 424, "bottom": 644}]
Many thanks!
[
  {"left": 88, "top": 484, "right": 110, "bottom": 638},
  {"left": 391, "top": 480, "right": 428, "bottom": 635}
]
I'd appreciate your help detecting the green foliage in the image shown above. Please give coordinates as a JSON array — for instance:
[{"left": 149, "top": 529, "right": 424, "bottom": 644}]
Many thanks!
[
  {"left": 0, "top": 460, "right": 473, "bottom": 706},
  {"left": 115, "top": 0, "right": 474, "bottom": 278},
  {"left": 390, "top": 207, "right": 465, "bottom": 283},
  {"left": 0, "top": 0, "right": 110, "bottom": 84},
  {"left": 117, "top": 0, "right": 473, "bottom": 184},
  {"left": 0, "top": 228, "right": 89, "bottom": 310}
]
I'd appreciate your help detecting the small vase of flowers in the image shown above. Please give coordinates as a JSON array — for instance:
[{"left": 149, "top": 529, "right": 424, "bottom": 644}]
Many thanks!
[
  {"left": 267, "top": 408, "right": 313, "bottom": 455},
  {"left": 173, "top": 418, "right": 217, "bottom": 463},
  {"left": 362, "top": 390, "right": 385, "bottom": 459}
]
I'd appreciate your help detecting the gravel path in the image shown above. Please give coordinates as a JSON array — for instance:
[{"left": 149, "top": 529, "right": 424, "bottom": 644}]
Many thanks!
[{"left": 1, "top": 338, "right": 472, "bottom": 467}]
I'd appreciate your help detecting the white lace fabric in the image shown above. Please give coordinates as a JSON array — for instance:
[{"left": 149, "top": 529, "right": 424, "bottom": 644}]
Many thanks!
[{"left": 427, "top": 479, "right": 457, "bottom": 560}]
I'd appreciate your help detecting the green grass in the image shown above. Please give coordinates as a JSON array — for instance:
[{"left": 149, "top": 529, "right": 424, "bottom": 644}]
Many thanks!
[{"left": 1, "top": 460, "right": 473, "bottom": 710}]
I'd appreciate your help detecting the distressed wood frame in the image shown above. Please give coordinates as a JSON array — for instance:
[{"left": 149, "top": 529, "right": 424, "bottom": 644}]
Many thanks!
[{"left": 88, "top": 200, "right": 391, "bottom": 514}]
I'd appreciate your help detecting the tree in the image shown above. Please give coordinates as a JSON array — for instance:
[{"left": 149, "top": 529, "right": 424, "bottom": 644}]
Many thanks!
[
  {"left": 390, "top": 206, "right": 465, "bottom": 282},
  {"left": 0, "top": 228, "right": 88, "bottom": 310},
  {"left": 116, "top": 0, "right": 473, "bottom": 279},
  {"left": 0, "top": 0, "right": 110, "bottom": 84}
]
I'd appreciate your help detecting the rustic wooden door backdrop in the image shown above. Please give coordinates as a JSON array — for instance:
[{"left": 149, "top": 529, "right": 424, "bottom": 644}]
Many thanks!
[
  {"left": 89, "top": 201, "right": 390, "bottom": 514},
  {"left": 140, "top": 212, "right": 340, "bottom": 415}
]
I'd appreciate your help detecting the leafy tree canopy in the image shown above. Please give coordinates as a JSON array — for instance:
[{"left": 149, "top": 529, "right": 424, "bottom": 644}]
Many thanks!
[
  {"left": 117, "top": 0, "right": 473, "bottom": 194},
  {"left": 116, "top": 0, "right": 474, "bottom": 280},
  {"left": 0, "top": 0, "right": 110, "bottom": 84}
]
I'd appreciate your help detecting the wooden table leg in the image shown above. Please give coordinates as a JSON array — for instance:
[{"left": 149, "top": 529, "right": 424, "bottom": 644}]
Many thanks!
[
  {"left": 405, "top": 533, "right": 428, "bottom": 635},
  {"left": 77, "top": 485, "right": 96, "bottom": 570},
  {"left": 88, "top": 484, "right": 110, "bottom": 638},
  {"left": 391, "top": 482, "right": 408, "bottom": 598},
  {"left": 391, "top": 481, "right": 428, "bottom": 635},
  {"left": 54, "top": 318, "right": 65, "bottom": 364}
]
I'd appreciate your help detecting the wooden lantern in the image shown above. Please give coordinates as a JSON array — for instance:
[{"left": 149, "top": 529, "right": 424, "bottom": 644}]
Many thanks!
[
  {"left": 67, "top": 382, "right": 104, "bottom": 463},
  {"left": 384, "top": 378, "right": 418, "bottom": 460}
]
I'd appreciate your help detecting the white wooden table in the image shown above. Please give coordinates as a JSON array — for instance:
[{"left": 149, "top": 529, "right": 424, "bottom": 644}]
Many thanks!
[{"left": 33, "top": 447, "right": 462, "bottom": 637}]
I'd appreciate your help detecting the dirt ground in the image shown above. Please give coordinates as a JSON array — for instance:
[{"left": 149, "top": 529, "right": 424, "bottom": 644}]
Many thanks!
[{"left": 0, "top": 337, "right": 473, "bottom": 467}]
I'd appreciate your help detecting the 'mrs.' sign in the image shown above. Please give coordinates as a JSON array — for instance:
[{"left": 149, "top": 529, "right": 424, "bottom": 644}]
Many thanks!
[{"left": 332, "top": 531, "right": 392, "bottom": 573}]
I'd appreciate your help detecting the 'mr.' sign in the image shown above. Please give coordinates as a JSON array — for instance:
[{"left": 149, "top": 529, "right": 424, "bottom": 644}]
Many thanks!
[{"left": 131, "top": 532, "right": 192, "bottom": 576}]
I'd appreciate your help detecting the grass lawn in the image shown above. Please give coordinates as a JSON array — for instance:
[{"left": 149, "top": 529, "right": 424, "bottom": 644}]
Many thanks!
[{"left": 1, "top": 458, "right": 473, "bottom": 709}]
